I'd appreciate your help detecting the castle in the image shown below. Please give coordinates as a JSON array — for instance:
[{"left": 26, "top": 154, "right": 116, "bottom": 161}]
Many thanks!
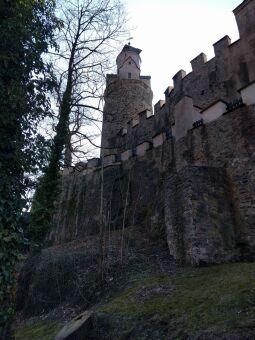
[{"left": 50, "top": 0, "right": 255, "bottom": 265}]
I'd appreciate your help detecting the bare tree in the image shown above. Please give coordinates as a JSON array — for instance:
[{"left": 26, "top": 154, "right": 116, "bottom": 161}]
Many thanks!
[
  {"left": 30, "top": 0, "right": 128, "bottom": 241},
  {"left": 52, "top": 0, "right": 128, "bottom": 165}
]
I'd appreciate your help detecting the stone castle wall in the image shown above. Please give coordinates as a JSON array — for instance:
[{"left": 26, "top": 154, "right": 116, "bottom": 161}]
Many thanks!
[
  {"left": 165, "top": 166, "right": 237, "bottom": 264},
  {"left": 51, "top": 103, "right": 255, "bottom": 264},
  {"left": 50, "top": 139, "right": 173, "bottom": 244},
  {"left": 99, "top": 0, "right": 255, "bottom": 155},
  {"left": 50, "top": 0, "right": 255, "bottom": 264},
  {"left": 166, "top": 104, "right": 255, "bottom": 264}
]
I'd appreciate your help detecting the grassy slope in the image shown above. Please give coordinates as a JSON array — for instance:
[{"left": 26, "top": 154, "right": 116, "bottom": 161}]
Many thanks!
[
  {"left": 98, "top": 262, "right": 255, "bottom": 339},
  {"left": 14, "top": 321, "right": 63, "bottom": 340},
  {"left": 14, "top": 229, "right": 255, "bottom": 339},
  {"left": 14, "top": 262, "right": 255, "bottom": 339}
]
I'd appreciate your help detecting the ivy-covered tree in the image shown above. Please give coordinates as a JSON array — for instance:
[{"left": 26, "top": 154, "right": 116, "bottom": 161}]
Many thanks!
[
  {"left": 0, "top": 1, "right": 59, "bottom": 338},
  {"left": 30, "top": 0, "right": 127, "bottom": 241}
]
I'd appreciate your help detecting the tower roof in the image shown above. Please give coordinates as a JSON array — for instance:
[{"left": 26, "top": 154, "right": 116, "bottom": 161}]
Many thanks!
[{"left": 121, "top": 44, "right": 142, "bottom": 55}]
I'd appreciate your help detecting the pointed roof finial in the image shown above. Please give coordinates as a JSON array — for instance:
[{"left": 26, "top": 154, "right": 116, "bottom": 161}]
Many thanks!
[{"left": 128, "top": 37, "right": 134, "bottom": 46}]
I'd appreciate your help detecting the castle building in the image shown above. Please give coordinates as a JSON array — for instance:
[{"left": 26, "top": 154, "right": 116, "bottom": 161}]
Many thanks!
[{"left": 51, "top": 0, "right": 255, "bottom": 265}]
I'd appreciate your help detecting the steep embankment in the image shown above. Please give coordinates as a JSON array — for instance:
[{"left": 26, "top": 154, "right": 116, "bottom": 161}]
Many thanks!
[{"left": 15, "top": 227, "right": 255, "bottom": 339}]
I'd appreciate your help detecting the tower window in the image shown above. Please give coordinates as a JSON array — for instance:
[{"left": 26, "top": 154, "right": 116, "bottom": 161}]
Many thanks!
[{"left": 128, "top": 72, "right": 131, "bottom": 79}]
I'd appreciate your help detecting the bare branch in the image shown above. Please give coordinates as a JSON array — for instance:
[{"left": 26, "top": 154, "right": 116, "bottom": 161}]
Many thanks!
[{"left": 50, "top": 0, "right": 129, "bottom": 164}]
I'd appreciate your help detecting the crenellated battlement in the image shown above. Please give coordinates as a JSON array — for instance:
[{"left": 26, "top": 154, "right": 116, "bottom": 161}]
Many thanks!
[
  {"left": 149, "top": 0, "right": 255, "bottom": 115},
  {"left": 62, "top": 88, "right": 252, "bottom": 178},
  {"left": 63, "top": 0, "right": 255, "bottom": 177},
  {"left": 234, "top": 0, "right": 255, "bottom": 38},
  {"left": 172, "top": 69, "right": 186, "bottom": 88},
  {"left": 190, "top": 53, "right": 207, "bottom": 71},
  {"left": 154, "top": 99, "right": 165, "bottom": 113},
  {"left": 54, "top": 0, "right": 255, "bottom": 265},
  {"left": 62, "top": 132, "right": 169, "bottom": 176},
  {"left": 152, "top": 30, "right": 251, "bottom": 110},
  {"left": 144, "top": 0, "right": 255, "bottom": 143}
]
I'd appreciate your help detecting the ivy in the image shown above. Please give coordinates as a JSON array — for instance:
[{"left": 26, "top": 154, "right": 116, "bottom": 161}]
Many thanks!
[{"left": 0, "top": 1, "right": 59, "bottom": 338}]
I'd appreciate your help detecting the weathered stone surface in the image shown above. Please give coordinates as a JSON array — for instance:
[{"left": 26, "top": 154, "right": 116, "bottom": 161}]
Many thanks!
[
  {"left": 101, "top": 78, "right": 153, "bottom": 157},
  {"left": 87, "top": 158, "right": 100, "bottom": 168},
  {"left": 50, "top": 139, "right": 173, "bottom": 244},
  {"left": 173, "top": 96, "right": 201, "bottom": 140},
  {"left": 201, "top": 100, "right": 227, "bottom": 123},
  {"left": 50, "top": 164, "right": 126, "bottom": 244},
  {"left": 136, "top": 141, "right": 151, "bottom": 156},
  {"left": 50, "top": 1, "right": 255, "bottom": 264},
  {"left": 121, "top": 149, "right": 132, "bottom": 161},
  {"left": 240, "top": 81, "right": 255, "bottom": 105},
  {"left": 165, "top": 166, "right": 237, "bottom": 264},
  {"left": 174, "top": 104, "right": 255, "bottom": 257},
  {"left": 153, "top": 132, "right": 166, "bottom": 148},
  {"left": 102, "top": 154, "right": 116, "bottom": 165},
  {"left": 55, "top": 311, "right": 93, "bottom": 340},
  {"left": 51, "top": 104, "right": 255, "bottom": 263}
]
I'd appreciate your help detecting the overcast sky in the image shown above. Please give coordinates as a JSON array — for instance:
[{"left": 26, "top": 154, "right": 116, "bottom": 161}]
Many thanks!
[{"left": 123, "top": 0, "right": 242, "bottom": 104}]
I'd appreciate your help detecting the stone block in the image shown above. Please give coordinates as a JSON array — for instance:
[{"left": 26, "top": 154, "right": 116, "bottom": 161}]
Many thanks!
[
  {"left": 213, "top": 36, "right": 231, "bottom": 56},
  {"left": 138, "top": 109, "right": 153, "bottom": 120},
  {"left": 153, "top": 132, "right": 166, "bottom": 148},
  {"left": 140, "top": 75, "right": 151, "bottom": 87},
  {"left": 136, "top": 142, "right": 151, "bottom": 156},
  {"left": 103, "top": 154, "right": 116, "bottom": 165},
  {"left": 240, "top": 81, "right": 255, "bottom": 105},
  {"left": 87, "top": 158, "right": 100, "bottom": 168},
  {"left": 190, "top": 53, "right": 207, "bottom": 71},
  {"left": 173, "top": 96, "right": 202, "bottom": 141},
  {"left": 202, "top": 100, "right": 227, "bottom": 123},
  {"left": 121, "top": 149, "right": 132, "bottom": 161},
  {"left": 173, "top": 69, "right": 186, "bottom": 87},
  {"left": 164, "top": 86, "right": 173, "bottom": 98},
  {"left": 154, "top": 100, "right": 165, "bottom": 114},
  {"left": 55, "top": 311, "right": 93, "bottom": 340},
  {"left": 146, "top": 110, "right": 153, "bottom": 118},
  {"left": 122, "top": 127, "right": 127, "bottom": 135},
  {"left": 132, "top": 117, "right": 139, "bottom": 127}
]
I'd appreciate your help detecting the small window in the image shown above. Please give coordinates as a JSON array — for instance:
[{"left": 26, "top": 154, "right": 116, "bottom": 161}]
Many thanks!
[
  {"left": 128, "top": 72, "right": 131, "bottom": 79},
  {"left": 129, "top": 61, "right": 131, "bottom": 64}
]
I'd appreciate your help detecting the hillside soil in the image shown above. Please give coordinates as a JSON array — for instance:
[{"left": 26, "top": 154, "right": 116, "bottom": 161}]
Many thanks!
[{"left": 14, "top": 226, "right": 255, "bottom": 339}]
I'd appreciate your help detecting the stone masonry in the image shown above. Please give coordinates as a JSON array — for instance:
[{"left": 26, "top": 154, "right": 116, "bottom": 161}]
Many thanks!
[{"left": 51, "top": 0, "right": 255, "bottom": 265}]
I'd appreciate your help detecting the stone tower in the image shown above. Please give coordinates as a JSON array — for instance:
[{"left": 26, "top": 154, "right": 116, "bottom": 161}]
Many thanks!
[{"left": 101, "top": 44, "right": 153, "bottom": 157}]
